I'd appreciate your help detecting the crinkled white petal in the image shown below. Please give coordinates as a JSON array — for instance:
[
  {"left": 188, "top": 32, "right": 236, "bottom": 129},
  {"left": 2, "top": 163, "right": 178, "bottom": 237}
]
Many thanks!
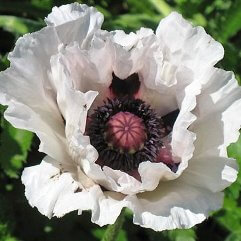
[
  {"left": 0, "top": 27, "right": 71, "bottom": 163},
  {"left": 110, "top": 28, "right": 156, "bottom": 79},
  {"left": 132, "top": 181, "right": 223, "bottom": 231},
  {"left": 45, "top": 3, "right": 103, "bottom": 48},
  {"left": 92, "top": 180, "right": 223, "bottom": 230},
  {"left": 22, "top": 155, "right": 103, "bottom": 218},
  {"left": 191, "top": 69, "right": 241, "bottom": 157},
  {"left": 21, "top": 155, "right": 130, "bottom": 226},
  {"left": 21, "top": 155, "right": 223, "bottom": 231},
  {"left": 171, "top": 68, "right": 201, "bottom": 174},
  {"left": 50, "top": 49, "right": 98, "bottom": 137},
  {"left": 82, "top": 159, "right": 177, "bottom": 195},
  {"left": 45, "top": 3, "right": 102, "bottom": 27},
  {"left": 156, "top": 12, "right": 224, "bottom": 76},
  {"left": 179, "top": 155, "right": 238, "bottom": 192},
  {"left": 50, "top": 41, "right": 112, "bottom": 112},
  {"left": 180, "top": 68, "right": 241, "bottom": 191},
  {"left": 138, "top": 12, "right": 224, "bottom": 118},
  {"left": 0, "top": 3, "right": 103, "bottom": 164}
]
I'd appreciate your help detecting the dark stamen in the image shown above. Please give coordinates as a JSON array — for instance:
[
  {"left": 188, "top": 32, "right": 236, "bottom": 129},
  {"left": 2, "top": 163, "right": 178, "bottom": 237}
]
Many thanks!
[
  {"left": 87, "top": 97, "right": 170, "bottom": 171},
  {"left": 162, "top": 109, "right": 180, "bottom": 131}
]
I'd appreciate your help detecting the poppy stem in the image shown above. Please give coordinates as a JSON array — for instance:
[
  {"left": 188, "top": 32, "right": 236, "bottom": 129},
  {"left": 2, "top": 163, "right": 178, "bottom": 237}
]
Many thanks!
[{"left": 101, "top": 208, "right": 126, "bottom": 241}]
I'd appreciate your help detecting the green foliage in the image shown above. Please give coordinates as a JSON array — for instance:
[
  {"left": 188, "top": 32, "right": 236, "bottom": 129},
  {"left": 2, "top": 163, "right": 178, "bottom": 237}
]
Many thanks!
[
  {"left": 167, "top": 229, "right": 196, "bottom": 241},
  {"left": 0, "top": 54, "right": 9, "bottom": 71},
  {"left": 227, "top": 134, "right": 241, "bottom": 200},
  {"left": 216, "top": 197, "right": 241, "bottom": 233},
  {"left": 0, "top": 195, "right": 18, "bottom": 241},
  {"left": 218, "top": 0, "right": 241, "bottom": 42},
  {"left": 0, "top": 106, "right": 33, "bottom": 178},
  {"left": 0, "top": 0, "right": 241, "bottom": 241},
  {"left": 214, "top": 135, "right": 241, "bottom": 236},
  {"left": 0, "top": 1, "right": 49, "bottom": 18},
  {"left": 104, "top": 13, "right": 161, "bottom": 32},
  {"left": 126, "top": 0, "right": 157, "bottom": 15},
  {"left": 0, "top": 223, "right": 18, "bottom": 241},
  {"left": 93, "top": 228, "right": 128, "bottom": 241},
  {"left": 147, "top": 228, "right": 196, "bottom": 241},
  {"left": 0, "top": 15, "right": 44, "bottom": 36},
  {"left": 225, "top": 232, "right": 241, "bottom": 241},
  {"left": 100, "top": 209, "right": 126, "bottom": 241},
  {"left": 147, "top": 0, "right": 172, "bottom": 16}
]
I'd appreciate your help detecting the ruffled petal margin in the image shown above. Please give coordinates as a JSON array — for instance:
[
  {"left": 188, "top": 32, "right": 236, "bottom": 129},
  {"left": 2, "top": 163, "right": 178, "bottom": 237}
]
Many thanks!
[{"left": 22, "top": 157, "right": 223, "bottom": 231}]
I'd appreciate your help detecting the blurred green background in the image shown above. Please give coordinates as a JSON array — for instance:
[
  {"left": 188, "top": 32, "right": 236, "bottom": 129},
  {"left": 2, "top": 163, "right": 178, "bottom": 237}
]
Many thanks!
[{"left": 0, "top": 0, "right": 241, "bottom": 240}]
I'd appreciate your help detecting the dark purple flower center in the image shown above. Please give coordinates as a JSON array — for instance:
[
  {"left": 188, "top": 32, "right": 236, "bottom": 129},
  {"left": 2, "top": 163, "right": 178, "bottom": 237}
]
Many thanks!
[
  {"left": 87, "top": 97, "right": 177, "bottom": 171},
  {"left": 86, "top": 73, "right": 180, "bottom": 173}
]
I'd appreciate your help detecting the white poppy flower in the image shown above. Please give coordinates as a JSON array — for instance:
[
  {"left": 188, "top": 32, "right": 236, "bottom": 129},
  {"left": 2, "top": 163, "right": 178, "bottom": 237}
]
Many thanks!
[{"left": 0, "top": 3, "right": 241, "bottom": 231}]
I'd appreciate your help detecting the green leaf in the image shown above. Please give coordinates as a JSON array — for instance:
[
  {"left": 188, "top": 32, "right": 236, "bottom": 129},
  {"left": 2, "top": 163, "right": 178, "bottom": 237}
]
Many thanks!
[
  {"left": 215, "top": 197, "right": 241, "bottom": 233},
  {"left": 104, "top": 13, "right": 161, "bottom": 32},
  {"left": 92, "top": 228, "right": 105, "bottom": 239},
  {"left": 215, "top": 133, "right": 241, "bottom": 234},
  {"left": 0, "top": 15, "right": 44, "bottom": 36},
  {"left": 0, "top": 54, "right": 10, "bottom": 71},
  {"left": 0, "top": 113, "right": 33, "bottom": 178},
  {"left": 219, "top": 0, "right": 241, "bottom": 42},
  {"left": 219, "top": 43, "right": 241, "bottom": 78},
  {"left": 127, "top": 0, "right": 157, "bottom": 15},
  {"left": 227, "top": 133, "right": 241, "bottom": 162},
  {"left": 147, "top": 0, "right": 172, "bottom": 16},
  {"left": 92, "top": 228, "right": 128, "bottom": 241},
  {"left": 147, "top": 228, "right": 196, "bottom": 241},
  {"left": 0, "top": 195, "right": 19, "bottom": 241},
  {"left": 0, "top": 223, "right": 18, "bottom": 241},
  {"left": 167, "top": 229, "right": 196, "bottom": 241},
  {"left": 225, "top": 232, "right": 241, "bottom": 241},
  {"left": 0, "top": 2, "right": 49, "bottom": 19},
  {"left": 226, "top": 132, "right": 241, "bottom": 200},
  {"left": 95, "top": 5, "right": 112, "bottom": 19},
  {"left": 31, "top": 0, "right": 53, "bottom": 10},
  {"left": 116, "top": 230, "right": 128, "bottom": 241},
  {"left": 191, "top": 13, "right": 207, "bottom": 27},
  {"left": 101, "top": 208, "right": 126, "bottom": 241}
]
